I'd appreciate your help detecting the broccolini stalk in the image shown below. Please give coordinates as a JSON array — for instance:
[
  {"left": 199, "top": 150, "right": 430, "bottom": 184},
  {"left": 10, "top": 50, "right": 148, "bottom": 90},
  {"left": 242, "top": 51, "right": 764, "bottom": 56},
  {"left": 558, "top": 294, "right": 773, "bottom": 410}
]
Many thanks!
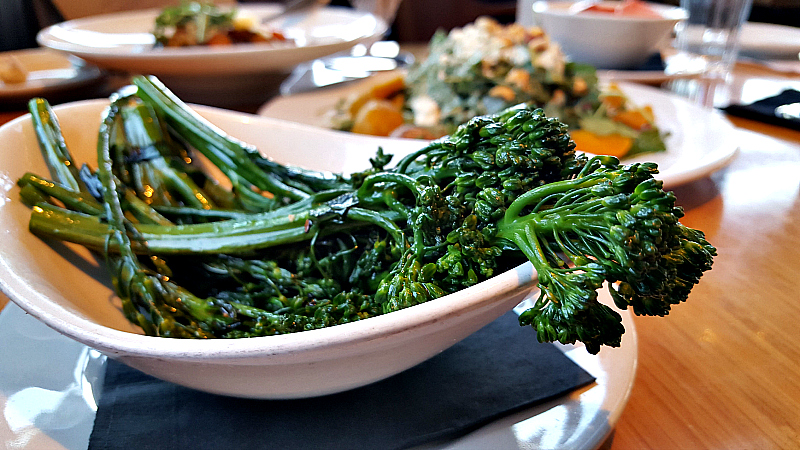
[
  {"left": 134, "top": 75, "right": 350, "bottom": 196},
  {"left": 27, "top": 98, "right": 87, "bottom": 193},
  {"left": 22, "top": 98, "right": 104, "bottom": 214},
  {"left": 496, "top": 156, "right": 716, "bottom": 354},
  {"left": 28, "top": 189, "right": 352, "bottom": 254},
  {"left": 95, "top": 98, "right": 278, "bottom": 337},
  {"left": 17, "top": 172, "right": 104, "bottom": 215},
  {"left": 20, "top": 98, "right": 175, "bottom": 225},
  {"left": 131, "top": 75, "right": 340, "bottom": 209},
  {"left": 113, "top": 95, "right": 215, "bottom": 211}
]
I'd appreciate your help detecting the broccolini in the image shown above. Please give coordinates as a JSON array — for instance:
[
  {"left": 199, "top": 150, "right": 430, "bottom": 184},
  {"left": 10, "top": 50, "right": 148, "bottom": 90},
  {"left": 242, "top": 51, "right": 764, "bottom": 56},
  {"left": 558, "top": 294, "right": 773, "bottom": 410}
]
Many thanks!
[{"left": 17, "top": 75, "right": 715, "bottom": 353}]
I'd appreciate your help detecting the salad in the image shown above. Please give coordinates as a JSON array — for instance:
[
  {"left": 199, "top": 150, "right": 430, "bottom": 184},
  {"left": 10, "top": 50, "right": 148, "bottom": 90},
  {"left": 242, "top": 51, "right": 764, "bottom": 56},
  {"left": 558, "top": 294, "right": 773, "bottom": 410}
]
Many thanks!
[
  {"left": 328, "top": 17, "right": 665, "bottom": 159},
  {"left": 153, "top": 1, "right": 289, "bottom": 47}
]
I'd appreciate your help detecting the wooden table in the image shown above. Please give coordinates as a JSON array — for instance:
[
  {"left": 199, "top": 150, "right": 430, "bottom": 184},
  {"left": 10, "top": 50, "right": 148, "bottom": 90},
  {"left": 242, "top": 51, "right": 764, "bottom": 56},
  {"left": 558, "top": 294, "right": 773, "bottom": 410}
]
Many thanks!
[
  {"left": 609, "top": 65, "right": 800, "bottom": 449},
  {"left": 2, "top": 60, "right": 799, "bottom": 449}
]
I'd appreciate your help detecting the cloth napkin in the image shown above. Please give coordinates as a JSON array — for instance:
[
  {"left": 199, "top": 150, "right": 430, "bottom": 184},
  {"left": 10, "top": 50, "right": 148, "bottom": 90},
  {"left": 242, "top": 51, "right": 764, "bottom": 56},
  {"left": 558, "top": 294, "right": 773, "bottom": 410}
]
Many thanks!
[
  {"left": 721, "top": 89, "right": 800, "bottom": 131},
  {"left": 88, "top": 311, "right": 596, "bottom": 450},
  {"left": 636, "top": 53, "right": 666, "bottom": 72}
]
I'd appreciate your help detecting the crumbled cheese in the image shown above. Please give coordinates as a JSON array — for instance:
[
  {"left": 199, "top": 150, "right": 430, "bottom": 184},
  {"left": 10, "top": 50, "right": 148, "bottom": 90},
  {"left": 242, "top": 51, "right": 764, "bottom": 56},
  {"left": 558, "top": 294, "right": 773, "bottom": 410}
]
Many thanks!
[
  {"left": 409, "top": 95, "right": 441, "bottom": 128},
  {"left": 533, "top": 42, "right": 566, "bottom": 82}
]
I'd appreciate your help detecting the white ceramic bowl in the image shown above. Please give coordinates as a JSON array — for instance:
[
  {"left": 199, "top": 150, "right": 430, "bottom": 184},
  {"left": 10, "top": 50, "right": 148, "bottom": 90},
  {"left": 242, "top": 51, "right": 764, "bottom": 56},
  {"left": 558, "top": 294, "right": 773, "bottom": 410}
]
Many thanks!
[
  {"left": 0, "top": 100, "right": 538, "bottom": 399},
  {"left": 531, "top": 1, "right": 687, "bottom": 69}
]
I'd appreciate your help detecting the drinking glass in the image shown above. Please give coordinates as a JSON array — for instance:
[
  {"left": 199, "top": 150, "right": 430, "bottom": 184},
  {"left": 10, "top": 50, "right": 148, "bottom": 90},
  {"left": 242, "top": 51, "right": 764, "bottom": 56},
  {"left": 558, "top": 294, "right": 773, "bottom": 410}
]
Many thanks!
[{"left": 669, "top": 0, "right": 753, "bottom": 80}]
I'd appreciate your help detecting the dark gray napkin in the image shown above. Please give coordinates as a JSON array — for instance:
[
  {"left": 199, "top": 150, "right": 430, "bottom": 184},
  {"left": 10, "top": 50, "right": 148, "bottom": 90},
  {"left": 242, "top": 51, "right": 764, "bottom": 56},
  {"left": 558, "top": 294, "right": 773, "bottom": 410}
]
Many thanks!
[
  {"left": 722, "top": 89, "right": 800, "bottom": 131},
  {"left": 88, "top": 311, "right": 595, "bottom": 450},
  {"left": 636, "top": 53, "right": 666, "bottom": 72}
]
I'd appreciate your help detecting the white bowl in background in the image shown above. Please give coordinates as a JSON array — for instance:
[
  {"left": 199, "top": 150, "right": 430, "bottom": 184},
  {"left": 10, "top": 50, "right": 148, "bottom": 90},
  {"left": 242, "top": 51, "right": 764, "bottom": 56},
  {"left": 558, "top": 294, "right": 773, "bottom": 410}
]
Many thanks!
[
  {"left": 531, "top": 1, "right": 687, "bottom": 69},
  {"left": 0, "top": 100, "right": 539, "bottom": 399}
]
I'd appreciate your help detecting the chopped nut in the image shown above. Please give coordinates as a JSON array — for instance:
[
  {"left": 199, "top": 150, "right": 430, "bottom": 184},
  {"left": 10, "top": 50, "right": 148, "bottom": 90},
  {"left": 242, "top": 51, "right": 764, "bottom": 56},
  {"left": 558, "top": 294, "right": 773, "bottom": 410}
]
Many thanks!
[
  {"left": 488, "top": 85, "right": 516, "bottom": 102},
  {"left": 505, "top": 68, "right": 531, "bottom": 92},
  {"left": 548, "top": 89, "right": 566, "bottom": 107},
  {"left": 573, "top": 77, "right": 588, "bottom": 96}
]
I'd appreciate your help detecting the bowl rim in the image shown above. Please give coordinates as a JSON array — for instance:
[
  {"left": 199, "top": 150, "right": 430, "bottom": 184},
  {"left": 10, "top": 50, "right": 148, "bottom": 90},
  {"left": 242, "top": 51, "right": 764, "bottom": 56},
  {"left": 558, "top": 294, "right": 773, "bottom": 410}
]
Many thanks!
[
  {"left": 0, "top": 100, "right": 539, "bottom": 363},
  {"left": 532, "top": 0, "right": 688, "bottom": 22}
]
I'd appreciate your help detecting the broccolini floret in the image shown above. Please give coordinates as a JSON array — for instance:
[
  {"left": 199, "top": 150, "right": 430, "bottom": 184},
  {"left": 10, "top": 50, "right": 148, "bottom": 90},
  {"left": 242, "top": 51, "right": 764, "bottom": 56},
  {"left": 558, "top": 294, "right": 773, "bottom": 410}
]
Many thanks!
[{"left": 495, "top": 156, "right": 716, "bottom": 353}]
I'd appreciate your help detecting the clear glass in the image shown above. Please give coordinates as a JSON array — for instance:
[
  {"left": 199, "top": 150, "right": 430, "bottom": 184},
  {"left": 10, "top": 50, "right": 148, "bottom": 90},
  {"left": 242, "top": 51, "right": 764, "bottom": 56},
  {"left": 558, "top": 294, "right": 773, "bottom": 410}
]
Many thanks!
[{"left": 670, "top": 0, "right": 753, "bottom": 80}]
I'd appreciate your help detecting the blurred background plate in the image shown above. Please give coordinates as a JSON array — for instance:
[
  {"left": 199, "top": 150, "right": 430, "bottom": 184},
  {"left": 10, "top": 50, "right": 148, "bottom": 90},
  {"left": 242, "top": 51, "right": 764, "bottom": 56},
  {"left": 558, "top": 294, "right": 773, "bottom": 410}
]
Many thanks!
[
  {"left": 735, "top": 22, "right": 800, "bottom": 60},
  {"left": 36, "top": 4, "right": 387, "bottom": 76},
  {"left": 258, "top": 77, "right": 739, "bottom": 189},
  {"left": 0, "top": 48, "right": 103, "bottom": 105}
]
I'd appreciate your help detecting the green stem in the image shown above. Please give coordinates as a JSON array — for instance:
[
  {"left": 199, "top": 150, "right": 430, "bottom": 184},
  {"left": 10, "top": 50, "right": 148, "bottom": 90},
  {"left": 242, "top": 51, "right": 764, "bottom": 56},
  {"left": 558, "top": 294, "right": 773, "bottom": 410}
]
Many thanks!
[
  {"left": 28, "top": 98, "right": 85, "bottom": 193},
  {"left": 132, "top": 75, "right": 309, "bottom": 204}
]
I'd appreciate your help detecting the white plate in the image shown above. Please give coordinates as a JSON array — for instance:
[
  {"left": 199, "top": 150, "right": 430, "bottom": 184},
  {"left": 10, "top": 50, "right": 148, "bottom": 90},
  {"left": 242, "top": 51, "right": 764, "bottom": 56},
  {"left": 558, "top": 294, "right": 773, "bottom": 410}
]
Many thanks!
[
  {"left": 259, "top": 78, "right": 739, "bottom": 188},
  {"left": 0, "top": 287, "right": 636, "bottom": 450},
  {"left": 683, "top": 21, "right": 800, "bottom": 60},
  {"left": 36, "top": 4, "right": 387, "bottom": 76},
  {"left": 0, "top": 48, "right": 103, "bottom": 102},
  {"left": 738, "top": 22, "right": 800, "bottom": 60}
]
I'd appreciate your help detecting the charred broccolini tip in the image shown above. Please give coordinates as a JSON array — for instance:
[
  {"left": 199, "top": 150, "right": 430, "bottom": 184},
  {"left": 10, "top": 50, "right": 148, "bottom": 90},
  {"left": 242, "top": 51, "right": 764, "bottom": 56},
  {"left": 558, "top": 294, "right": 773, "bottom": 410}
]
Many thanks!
[{"left": 495, "top": 156, "right": 716, "bottom": 354}]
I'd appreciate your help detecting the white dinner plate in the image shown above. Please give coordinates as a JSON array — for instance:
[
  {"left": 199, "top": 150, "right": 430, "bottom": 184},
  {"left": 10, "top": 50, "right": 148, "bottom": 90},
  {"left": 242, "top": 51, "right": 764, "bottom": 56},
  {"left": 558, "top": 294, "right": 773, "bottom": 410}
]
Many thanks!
[
  {"left": 0, "top": 48, "right": 103, "bottom": 103},
  {"left": 737, "top": 22, "right": 800, "bottom": 60},
  {"left": 0, "top": 100, "right": 637, "bottom": 449},
  {"left": 259, "top": 77, "right": 739, "bottom": 189},
  {"left": 36, "top": 4, "right": 387, "bottom": 76},
  {"left": 682, "top": 21, "right": 800, "bottom": 61}
]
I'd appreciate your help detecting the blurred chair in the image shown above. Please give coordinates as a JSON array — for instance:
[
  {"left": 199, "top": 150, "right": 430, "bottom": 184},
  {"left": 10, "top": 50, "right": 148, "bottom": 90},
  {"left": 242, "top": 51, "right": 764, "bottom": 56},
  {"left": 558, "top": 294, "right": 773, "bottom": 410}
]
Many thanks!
[
  {"left": 747, "top": 0, "right": 800, "bottom": 26},
  {"left": 392, "top": 0, "right": 516, "bottom": 42},
  {"left": 0, "top": 0, "right": 61, "bottom": 51}
]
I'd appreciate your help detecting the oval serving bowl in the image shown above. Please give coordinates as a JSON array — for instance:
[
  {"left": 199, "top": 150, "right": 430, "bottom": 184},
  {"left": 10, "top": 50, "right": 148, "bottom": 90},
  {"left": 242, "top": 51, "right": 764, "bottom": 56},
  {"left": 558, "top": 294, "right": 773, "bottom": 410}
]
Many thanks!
[{"left": 0, "top": 100, "right": 538, "bottom": 399}]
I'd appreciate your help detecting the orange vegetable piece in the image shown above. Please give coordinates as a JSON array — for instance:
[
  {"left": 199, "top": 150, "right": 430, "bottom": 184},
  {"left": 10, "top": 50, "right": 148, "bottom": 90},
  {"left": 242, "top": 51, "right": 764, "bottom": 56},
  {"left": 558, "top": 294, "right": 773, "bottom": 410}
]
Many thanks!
[
  {"left": 350, "top": 99, "right": 406, "bottom": 136},
  {"left": 206, "top": 33, "right": 232, "bottom": 46},
  {"left": 570, "top": 129, "right": 633, "bottom": 158},
  {"left": 388, "top": 92, "right": 405, "bottom": 110},
  {"left": 348, "top": 75, "right": 406, "bottom": 117},
  {"left": 612, "top": 109, "right": 652, "bottom": 131},
  {"left": 368, "top": 75, "right": 405, "bottom": 100}
]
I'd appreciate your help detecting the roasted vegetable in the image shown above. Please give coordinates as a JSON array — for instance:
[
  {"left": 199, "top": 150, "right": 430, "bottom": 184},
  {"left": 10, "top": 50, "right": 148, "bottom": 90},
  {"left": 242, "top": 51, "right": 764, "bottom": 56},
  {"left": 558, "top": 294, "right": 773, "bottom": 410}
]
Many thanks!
[{"left": 17, "top": 76, "right": 714, "bottom": 353}]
